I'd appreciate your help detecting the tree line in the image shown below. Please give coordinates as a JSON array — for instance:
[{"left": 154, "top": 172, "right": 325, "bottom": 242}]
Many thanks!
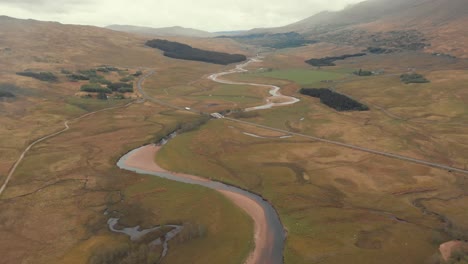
[
  {"left": 16, "top": 71, "right": 57, "bottom": 82},
  {"left": 305, "top": 53, "right": 367, "bottom": 67},
  {"left": 300, "top": 88, "right": 369, "bottom": 111},
  {"left": 145, "top": 39, "right": 247, "bottom": 65}
]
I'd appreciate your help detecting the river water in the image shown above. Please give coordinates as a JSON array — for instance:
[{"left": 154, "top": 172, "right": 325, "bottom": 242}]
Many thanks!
[{"left": 117, "top": 145, "right": 286, "bottom": 264}]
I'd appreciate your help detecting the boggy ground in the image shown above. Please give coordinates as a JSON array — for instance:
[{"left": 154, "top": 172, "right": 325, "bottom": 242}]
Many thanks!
[
  {"left": 0, "top": 20, "right": 256, "bottom": 264},
  {"left": 1, "top": 17, "right": 467, "bottom": 263},
  {"left": 0, "top": 103, "right": 253, "bottom": 264},
  {"left": 155, "top": 45, "right": 468, "bottom": 263}
]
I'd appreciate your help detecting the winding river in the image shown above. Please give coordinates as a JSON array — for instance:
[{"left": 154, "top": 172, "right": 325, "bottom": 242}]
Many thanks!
[
  {"left": 117, "top": 143, "right": 285, "bottom": 264},
  {"left": 208, "top": 56, "right": 300, "bottom": 111}
]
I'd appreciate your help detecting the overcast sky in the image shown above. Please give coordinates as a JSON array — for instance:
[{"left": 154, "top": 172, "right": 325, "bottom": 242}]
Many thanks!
[{"left": 0, "top": 0, "right": 365, "bottom": 31}]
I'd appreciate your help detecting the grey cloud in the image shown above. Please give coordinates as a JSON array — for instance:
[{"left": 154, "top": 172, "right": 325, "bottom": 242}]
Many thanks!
[{"left": 0, "top": 0, "right": 365, "bottom": 31}]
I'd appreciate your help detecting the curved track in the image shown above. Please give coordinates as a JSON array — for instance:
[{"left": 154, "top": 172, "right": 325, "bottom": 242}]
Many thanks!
[
  {"left": 0, "top": 99, "right": 136, "bottom": 196},
  {"left": 208, "top": 57, "right": 300, "bottom": 111}
]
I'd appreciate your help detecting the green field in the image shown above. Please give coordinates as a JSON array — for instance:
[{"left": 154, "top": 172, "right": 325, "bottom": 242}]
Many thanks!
[{"left": 251, "top": 69, "right": 346, "bottom": 86}]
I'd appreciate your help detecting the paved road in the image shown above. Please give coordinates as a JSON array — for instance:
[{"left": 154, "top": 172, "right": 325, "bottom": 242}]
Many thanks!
[{"left": 137, "top": 61, "right": 468, "bottom": 175}]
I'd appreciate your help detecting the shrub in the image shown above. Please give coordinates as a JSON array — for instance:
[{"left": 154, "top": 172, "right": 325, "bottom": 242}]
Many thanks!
[
  {"left": 16, "top": 71, "right": 58, "bottom": 82},
  {"left": 117, "top": 87, "right": 134, "bottom": 93},
  {"left": 80, "top": 83, "right": 112, "bottom": 93},
  {"left": 133, "top": 71, "right": 143, "bottom": 77},
  {"left": 67, "top": 74, "right": 90, "bottom": 81},
  {"left": 90, "top": 76, "right": 112, "bottom": 85},
  {"left": 97, "top": 66, "right": 120, "bottom": 73},
  {"left": 120, "top": 76, "right": 134, "bottom": 82},
  {"left": 96, "top": 92, "right": 108, "bottom": 100},
  {"left": 108, "top": 82, "right": 133, "bottom": 91},
  {"left": 354, "top": 69, "right": 373, "bottom": 76},
  {"left": 78, "top": 69, "right": 98, "bottom": 78},
  {"left": 400, "top": 73, "right": 430, "bottom": 84}
]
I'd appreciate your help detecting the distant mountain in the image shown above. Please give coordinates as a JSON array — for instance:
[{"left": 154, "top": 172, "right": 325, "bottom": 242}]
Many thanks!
[
  {"left": 213, "top": 30, "right": 248, "bottom": 36},
  {"left": 247, "top": 0, "right": 468, "bottom": 57},
  {"left": 107, "top": 25, "right": 215, "bottom": 38}
]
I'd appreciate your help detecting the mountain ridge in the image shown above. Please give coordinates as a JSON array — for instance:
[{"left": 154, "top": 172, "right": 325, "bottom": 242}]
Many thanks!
[
  {"left": 245, "top": 0, "right": 468, "bottom": 57},
  {"left": 106, "top": 24, "right": 215, "bottom": 38}
]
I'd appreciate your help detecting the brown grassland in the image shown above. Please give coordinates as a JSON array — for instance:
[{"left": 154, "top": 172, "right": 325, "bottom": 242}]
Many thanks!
[
  {"left": 1, "top": 16, "right": 468, "bottom": 264},
  {"left": 0, "top": 18, "right": 254, "bottom": 264},
  {"left": 155, "top": 43, "right": 468, "bottom": 263}
]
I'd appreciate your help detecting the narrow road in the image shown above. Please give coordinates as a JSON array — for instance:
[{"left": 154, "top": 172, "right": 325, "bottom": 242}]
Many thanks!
[
  {"left": 0, "top": 68, "right": 163, "bottom": 196},
  {"left": 137, "top": 59, "right": 468, "bottom": 175},
  {"left": 208, "top": 57, "right": 300, "bottom": 111},
  {"left": 136, "top": 70, "right": 186, "bottom": 110},
  {"left": 223, "top": 117, "right": 468, "bottom": 175}
]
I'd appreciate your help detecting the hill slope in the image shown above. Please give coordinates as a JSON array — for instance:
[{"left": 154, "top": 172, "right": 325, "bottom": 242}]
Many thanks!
[
  {"left": 107, "top": 24, "right": 215, "bottom": 38},
  {"left": 250, "top": 0, "right": 468, "bottom": 57}
]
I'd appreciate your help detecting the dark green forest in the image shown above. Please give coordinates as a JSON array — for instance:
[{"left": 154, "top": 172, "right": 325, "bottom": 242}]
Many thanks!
[
  {"left": 16, "top": 71, "right": 57, "bottom": 82},
  {"left": 300, "top": 88, "right": 369, "bottom": 111},
  {"left": 145, "top": 39, "right": 246, "bottom": 65},
  {"left": 305, "top": 53, "right": 367, "bottom": 67}
]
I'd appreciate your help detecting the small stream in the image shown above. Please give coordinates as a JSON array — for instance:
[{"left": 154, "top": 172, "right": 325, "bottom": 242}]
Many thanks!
[{"left": 117, "top": 144, "right": 286, "bottom": 264}]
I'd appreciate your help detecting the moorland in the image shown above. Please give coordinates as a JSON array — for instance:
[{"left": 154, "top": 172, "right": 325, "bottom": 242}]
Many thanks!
[{"left": 1, "top": 0, "right": 468, "bottom": 263}]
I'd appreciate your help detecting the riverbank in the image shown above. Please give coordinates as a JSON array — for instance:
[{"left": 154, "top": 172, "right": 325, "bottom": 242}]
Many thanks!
[
  {"left": 208, "top": 57, "right": 300, "bottom": 112},
  {"left": 118, "top": 144, "right": 284, "bottom": 264}
]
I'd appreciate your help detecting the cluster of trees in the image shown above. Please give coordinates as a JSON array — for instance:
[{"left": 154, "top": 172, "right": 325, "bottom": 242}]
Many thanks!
[
  {"left": 120, "top": 76, "right": 134, "bottom": 82},
  {"left": 145, "top": 39, "right": 247, "bottom": 65},
  {"left": 96, "top": 66, "right": 120, "bottom": 73},
  {"left": 78, "top": 69, "right": 98, "bottom": 77},
  {"left": 132, "top": 71, "right": 143, "bottom": 77},
  {"left": 219, "top": 32, "right": 317, "bottom": 49},
  {"left": 354, "top": 69, "right": 373, "bottom": 76},
  {"left": 90, "top": 75, "right": 112, "bottom": 85},
  {"left": 16, "top": 71, "right": 57, "bottom": 82},
  {"left": 67, "top": 74, "right": 90, "bottom": 81},
  {"left": 108, "top": 82, "right": 134, "bottom": 93},
  {"left": 80, "top": 83, "right": 112, "bottom": 94},
  {"left": 400, "top": 73, "right": 430, "bottom": 84},
  {"left": 300, "top": 88, "right": 369, "bottom": 111},
  {"left": 305, "top": 53, "right": 367, "bottom": 67},
  {"left": 153, "top": 115, "right": 211, "bottom": 144},
  {"left": 81, "top": 82, "right": 134, "bottom": 94}
]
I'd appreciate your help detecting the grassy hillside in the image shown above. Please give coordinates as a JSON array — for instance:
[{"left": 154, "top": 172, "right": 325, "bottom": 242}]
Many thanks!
[
  {"left": 0, "top": 16, "right": 254, "bottom": 264},
  {"left": 247, "top": 0, "right": 468, "bottom": 58}
]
